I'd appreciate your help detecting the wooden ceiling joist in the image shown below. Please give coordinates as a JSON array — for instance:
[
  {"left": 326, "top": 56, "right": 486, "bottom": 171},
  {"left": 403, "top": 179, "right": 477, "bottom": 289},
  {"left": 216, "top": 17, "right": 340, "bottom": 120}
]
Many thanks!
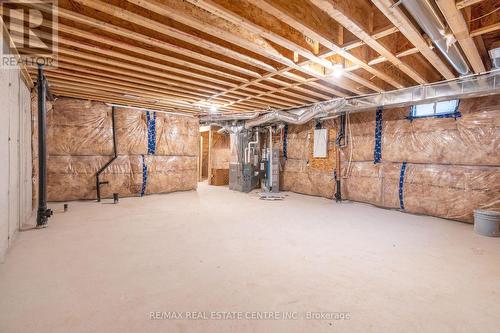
[
  {"left": 31, "top": 3, "right": 264, "bottom": 79},
  {"left": 12, "top": 0, "right": 495, "bottom": 114},
  {"left": 371, "top": 0, "right": 456, "bottom": 80},
  {"left": 471, "top": 22, "right": 500, "bottom": 38},
  {"left": 456, "top": 0, "right": 489, "bottom": 10},
  {"left": 251, "top": 0, "right": 405, "bottom": 89},
  {"left": 436, "top": 0, "right": 486, "bottom": 74},
  {"left": 309, "top": 0, "right": 428, "bottom": 85},
  {"left": 70, "top": 0, "right": 278, "bottom": 73}
]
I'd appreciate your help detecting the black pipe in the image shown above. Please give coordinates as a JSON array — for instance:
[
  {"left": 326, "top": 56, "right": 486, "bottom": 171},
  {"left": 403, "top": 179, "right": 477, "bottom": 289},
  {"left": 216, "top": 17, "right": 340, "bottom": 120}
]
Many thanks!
[
  {"left": 334, "top": 114, "right": 346, "bottom": 203},
  {"left": 334, "top": 170, "right": 342, "bottom": 202},
  {"left": 96, "top": 106, "right": 118, "bottom": 202},
  {"left": 335, "top": 113, "right": 346, "bottom": 147},
  {"left": 36, "top": 64, "right": 52, "bottom": 227}
]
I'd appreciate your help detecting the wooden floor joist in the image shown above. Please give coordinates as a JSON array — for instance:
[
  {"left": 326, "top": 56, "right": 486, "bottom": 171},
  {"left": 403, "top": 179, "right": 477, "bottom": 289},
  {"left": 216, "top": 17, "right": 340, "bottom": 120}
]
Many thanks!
[
  {"left": 371, "top": 0, "right": 456, "bottom": 80},
  {"left": 10, "top": 0, "right": 496, "bottom": 114},
  {"left": 436, "top": 0, "right": 486, "bottom": 74}
]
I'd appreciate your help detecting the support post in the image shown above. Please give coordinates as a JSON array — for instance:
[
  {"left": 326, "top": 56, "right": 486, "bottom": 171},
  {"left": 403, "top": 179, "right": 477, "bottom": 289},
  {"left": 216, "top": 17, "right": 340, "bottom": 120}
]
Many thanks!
[{"left": 36, "top": 64, "right": 52, "bottom": 227}]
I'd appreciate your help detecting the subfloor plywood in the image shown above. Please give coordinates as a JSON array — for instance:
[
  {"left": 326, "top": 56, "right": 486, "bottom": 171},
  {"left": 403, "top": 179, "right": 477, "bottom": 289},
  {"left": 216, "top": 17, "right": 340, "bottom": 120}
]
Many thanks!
[{"left": 0, "top": 183, "right": 499, "bottom": 332}]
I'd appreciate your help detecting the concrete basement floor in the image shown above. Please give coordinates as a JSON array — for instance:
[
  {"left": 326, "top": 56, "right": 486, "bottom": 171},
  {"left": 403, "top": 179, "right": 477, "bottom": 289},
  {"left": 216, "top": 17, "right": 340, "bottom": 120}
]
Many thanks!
[{"left": 1, "top": 183, "right": 499, "bottom": 333}]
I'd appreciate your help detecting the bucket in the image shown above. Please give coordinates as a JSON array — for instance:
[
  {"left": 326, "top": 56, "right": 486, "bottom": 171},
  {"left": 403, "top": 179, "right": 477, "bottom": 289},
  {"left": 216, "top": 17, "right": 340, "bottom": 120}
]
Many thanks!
[{"left": 474, "top": 209, "right": 500, "bottom": 237}]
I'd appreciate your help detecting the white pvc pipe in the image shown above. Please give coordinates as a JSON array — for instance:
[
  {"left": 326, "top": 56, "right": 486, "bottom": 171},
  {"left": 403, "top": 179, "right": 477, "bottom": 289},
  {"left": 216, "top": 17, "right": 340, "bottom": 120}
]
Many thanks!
[{"left": 246, "top": 131, "right": 259, "bottom": 164}]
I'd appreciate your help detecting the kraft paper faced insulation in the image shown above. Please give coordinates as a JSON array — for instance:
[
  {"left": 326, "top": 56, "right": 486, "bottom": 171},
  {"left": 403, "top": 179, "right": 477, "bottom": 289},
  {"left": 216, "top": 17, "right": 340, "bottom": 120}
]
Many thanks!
[
  {"left": 45, "top": 97, "right": 198, "bottom": 201},
  {"left": 283, "top": 96, "right": 500, "bottom": 222}
]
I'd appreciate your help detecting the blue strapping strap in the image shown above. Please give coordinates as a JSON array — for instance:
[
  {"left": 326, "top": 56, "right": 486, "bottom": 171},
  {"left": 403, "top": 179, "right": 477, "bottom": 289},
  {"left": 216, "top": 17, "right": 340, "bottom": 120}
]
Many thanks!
[
  {"left": 146, "top": 111, "right": 157, "bottom": 155},
  {"left": 283, "top": 124, "right": 288, "bottom": 160},
  {"left": 140, "top": 154, "right": 148, "bottom": 197},
  {"left": 373, "top": 107, "right": 383, "bottom": 164},
  {"left": 399, "top": 161, "right": 407, "bottom": 210}
]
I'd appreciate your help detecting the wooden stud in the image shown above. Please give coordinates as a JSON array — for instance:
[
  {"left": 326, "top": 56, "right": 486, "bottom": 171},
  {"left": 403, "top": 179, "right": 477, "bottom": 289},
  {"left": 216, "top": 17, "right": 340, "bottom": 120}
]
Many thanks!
[{"left": 436, "top": 0, "right": 486, "bottom": 73}]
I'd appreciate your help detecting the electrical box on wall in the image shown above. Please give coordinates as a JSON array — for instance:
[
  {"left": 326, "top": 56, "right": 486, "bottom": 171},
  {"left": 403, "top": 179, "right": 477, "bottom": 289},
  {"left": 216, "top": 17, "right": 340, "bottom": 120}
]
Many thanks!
[{"left": 313, "top": 128, "right": 328, "bottom": 158}]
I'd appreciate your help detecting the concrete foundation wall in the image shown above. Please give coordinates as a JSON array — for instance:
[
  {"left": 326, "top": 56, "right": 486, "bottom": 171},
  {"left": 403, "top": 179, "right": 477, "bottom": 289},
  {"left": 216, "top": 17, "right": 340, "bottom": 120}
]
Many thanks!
[{"left": 0, "top": 39, "right": 33, "bottom": 262}]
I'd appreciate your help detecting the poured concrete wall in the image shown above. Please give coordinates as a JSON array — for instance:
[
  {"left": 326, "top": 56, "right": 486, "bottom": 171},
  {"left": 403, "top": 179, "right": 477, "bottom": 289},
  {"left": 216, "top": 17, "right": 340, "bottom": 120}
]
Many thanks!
[{"left": 0, "top": 40, "right": 33, "bottom": 262}]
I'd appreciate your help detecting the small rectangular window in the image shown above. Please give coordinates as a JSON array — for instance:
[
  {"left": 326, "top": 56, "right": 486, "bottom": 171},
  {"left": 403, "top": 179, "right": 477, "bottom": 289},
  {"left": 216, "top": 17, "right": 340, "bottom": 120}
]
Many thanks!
[{"left": 411, "top": 100, "right": 459, "bottom": 118}]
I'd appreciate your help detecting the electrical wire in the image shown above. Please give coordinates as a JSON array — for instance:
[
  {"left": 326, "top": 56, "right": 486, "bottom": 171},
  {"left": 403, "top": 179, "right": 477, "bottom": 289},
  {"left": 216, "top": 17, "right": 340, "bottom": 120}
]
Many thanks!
[
  {"left": 343, "top": 112, "right": 353, "bottom": 179},
  {"left": 469, "top": 6, "right": 499, "bottom": 22}
]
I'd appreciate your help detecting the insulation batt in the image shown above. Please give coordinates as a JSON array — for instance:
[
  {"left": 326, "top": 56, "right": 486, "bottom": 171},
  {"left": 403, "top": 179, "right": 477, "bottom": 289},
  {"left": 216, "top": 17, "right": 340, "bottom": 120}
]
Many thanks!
[
  {"left": 115, "top": 108, "right": 198, "bottom": 156},
  {"left": 282, "top": 96, "right": 500, "bottom": 223},
  {"left": 341, "top": 162, "right": 499, "bottom": 222},
  {"left": 46, "top": 97, "right": 198, "bottom": 201},
  {"left": 282, "top": 121, "right": 337, "bottom": 198}
]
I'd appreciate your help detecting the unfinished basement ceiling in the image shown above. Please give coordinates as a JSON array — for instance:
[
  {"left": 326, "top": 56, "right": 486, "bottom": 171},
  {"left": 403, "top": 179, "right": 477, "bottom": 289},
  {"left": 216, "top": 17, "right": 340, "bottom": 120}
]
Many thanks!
[{"left": 11, "top": 0, "right": 500, "bottom": 115}]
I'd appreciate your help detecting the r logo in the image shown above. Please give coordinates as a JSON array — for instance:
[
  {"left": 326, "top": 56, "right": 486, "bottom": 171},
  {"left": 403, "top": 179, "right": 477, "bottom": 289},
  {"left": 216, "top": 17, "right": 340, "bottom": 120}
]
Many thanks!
[{"left": 1, "top": 0, "right": 58, "bottom": 68}]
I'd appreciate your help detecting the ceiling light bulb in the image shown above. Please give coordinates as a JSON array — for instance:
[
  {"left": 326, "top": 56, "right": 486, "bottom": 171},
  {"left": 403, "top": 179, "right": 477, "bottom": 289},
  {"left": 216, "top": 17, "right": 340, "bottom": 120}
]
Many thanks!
[
  {"left": 332, "top": 63, "right": 344, "bottom": 78},
  {"left": 209, "top": 105, "right": 218, "bottom": 113}
]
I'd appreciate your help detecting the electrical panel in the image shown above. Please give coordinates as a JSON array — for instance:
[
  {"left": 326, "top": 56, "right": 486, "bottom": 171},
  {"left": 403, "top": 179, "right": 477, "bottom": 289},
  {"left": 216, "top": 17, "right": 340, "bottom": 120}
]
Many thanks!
[{"left": 313, "top": 128, "right": 328, "bottom": 158}]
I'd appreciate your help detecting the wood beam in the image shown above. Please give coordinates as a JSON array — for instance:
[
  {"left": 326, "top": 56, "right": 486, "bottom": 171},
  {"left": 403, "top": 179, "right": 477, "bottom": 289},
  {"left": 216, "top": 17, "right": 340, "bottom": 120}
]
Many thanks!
[
  {"left": 126, "top": 0, "right": 358, "bottom": 87},
  {"left": 34, "top": 61, "right": 303, "bottom": 110},
  {"left": 371, "top": 0, "right": 455, "bottom": 80},
  {"left": 184, "top": 0, "right": 332, "bottom": 68},
  {"left": 30, "top": 71, "right": 201, "bottom": 105},
  {"left": 252, "top": 0, "right": 403, "bottom": 88},
  {"left": 470, "top": 23, "right": 500, "bottom": 37},
  {"left": 368, "top": 47, "right": 419, "bottom": 65},
  {"left": 30, "top": 3, "right": 263, "bottom": 79},
  {"left": 71, "top": 0, "right": 277, "bottom": 73},
  {"left": 456, "top": 0, "right": 488, "bottom": 9},
  {"left": 49, "top": 89, "right": 198, "bottom": 114},
  {"left": 10, "top": 25, "right": 232, "bottom": 94},
  {"left": 47, "top": 85, "right": 199, "bottom": 113},
  {"left": 54, "top": 58, "right": 220, "bottom": 99},
  {"left": 436, "top": 0, "right": 486, "bottom": 73},
  {"left": 52, "top": 56, "right": 314, "bottom": 108},
  {"left": 56, "top": 22, "right": 248, "bottom": 83},
  {"left": 183, "top": 0, "right": 382, "bottom": 95},
  {"left": 309, "top": 0, "right": 427, "bottom": 84}
]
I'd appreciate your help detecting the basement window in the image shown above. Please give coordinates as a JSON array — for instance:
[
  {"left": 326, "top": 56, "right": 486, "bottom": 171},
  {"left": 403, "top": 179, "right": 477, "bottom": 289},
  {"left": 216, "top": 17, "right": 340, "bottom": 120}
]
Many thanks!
[{"left": 410, "top": 100, "right": 460, "bottom": 119}]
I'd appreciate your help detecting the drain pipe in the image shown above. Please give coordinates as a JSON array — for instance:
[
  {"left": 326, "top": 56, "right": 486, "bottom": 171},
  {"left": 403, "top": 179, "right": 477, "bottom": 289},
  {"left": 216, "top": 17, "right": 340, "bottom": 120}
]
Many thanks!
[
  {"left": 246, "top": 130, "right": 259, "bottom": 164},
  {"left": 96, "top": 106, "right": 118, "bottom": 202},
  {"left": 36, "top": 64, "right": 53, "bottom": 228}
]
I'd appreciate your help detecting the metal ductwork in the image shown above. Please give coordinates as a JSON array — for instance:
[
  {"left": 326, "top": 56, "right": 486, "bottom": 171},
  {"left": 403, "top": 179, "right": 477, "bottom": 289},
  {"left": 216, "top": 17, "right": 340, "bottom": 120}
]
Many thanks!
[
  {"left": 402, "top": 0, "right": 470, "bottom": 75},
  {"left": 201, "top": 71, "right": 498, "bottom": 128},
  {"left": 200, "top": 112, "right": 259, "bottom": 122},
  {"left": 244, "top": 100, "right": 346, "bottom": 128}
]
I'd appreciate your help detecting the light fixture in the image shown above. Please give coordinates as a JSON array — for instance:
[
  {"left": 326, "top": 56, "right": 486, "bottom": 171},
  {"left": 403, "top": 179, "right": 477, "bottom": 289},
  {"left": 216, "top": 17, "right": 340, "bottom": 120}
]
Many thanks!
[
  {"left": 209, "top": 105, "right": 218, "bottom": 113},
  {"left": 332, "top": 63, "right": 344, "bottom": 78}
]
